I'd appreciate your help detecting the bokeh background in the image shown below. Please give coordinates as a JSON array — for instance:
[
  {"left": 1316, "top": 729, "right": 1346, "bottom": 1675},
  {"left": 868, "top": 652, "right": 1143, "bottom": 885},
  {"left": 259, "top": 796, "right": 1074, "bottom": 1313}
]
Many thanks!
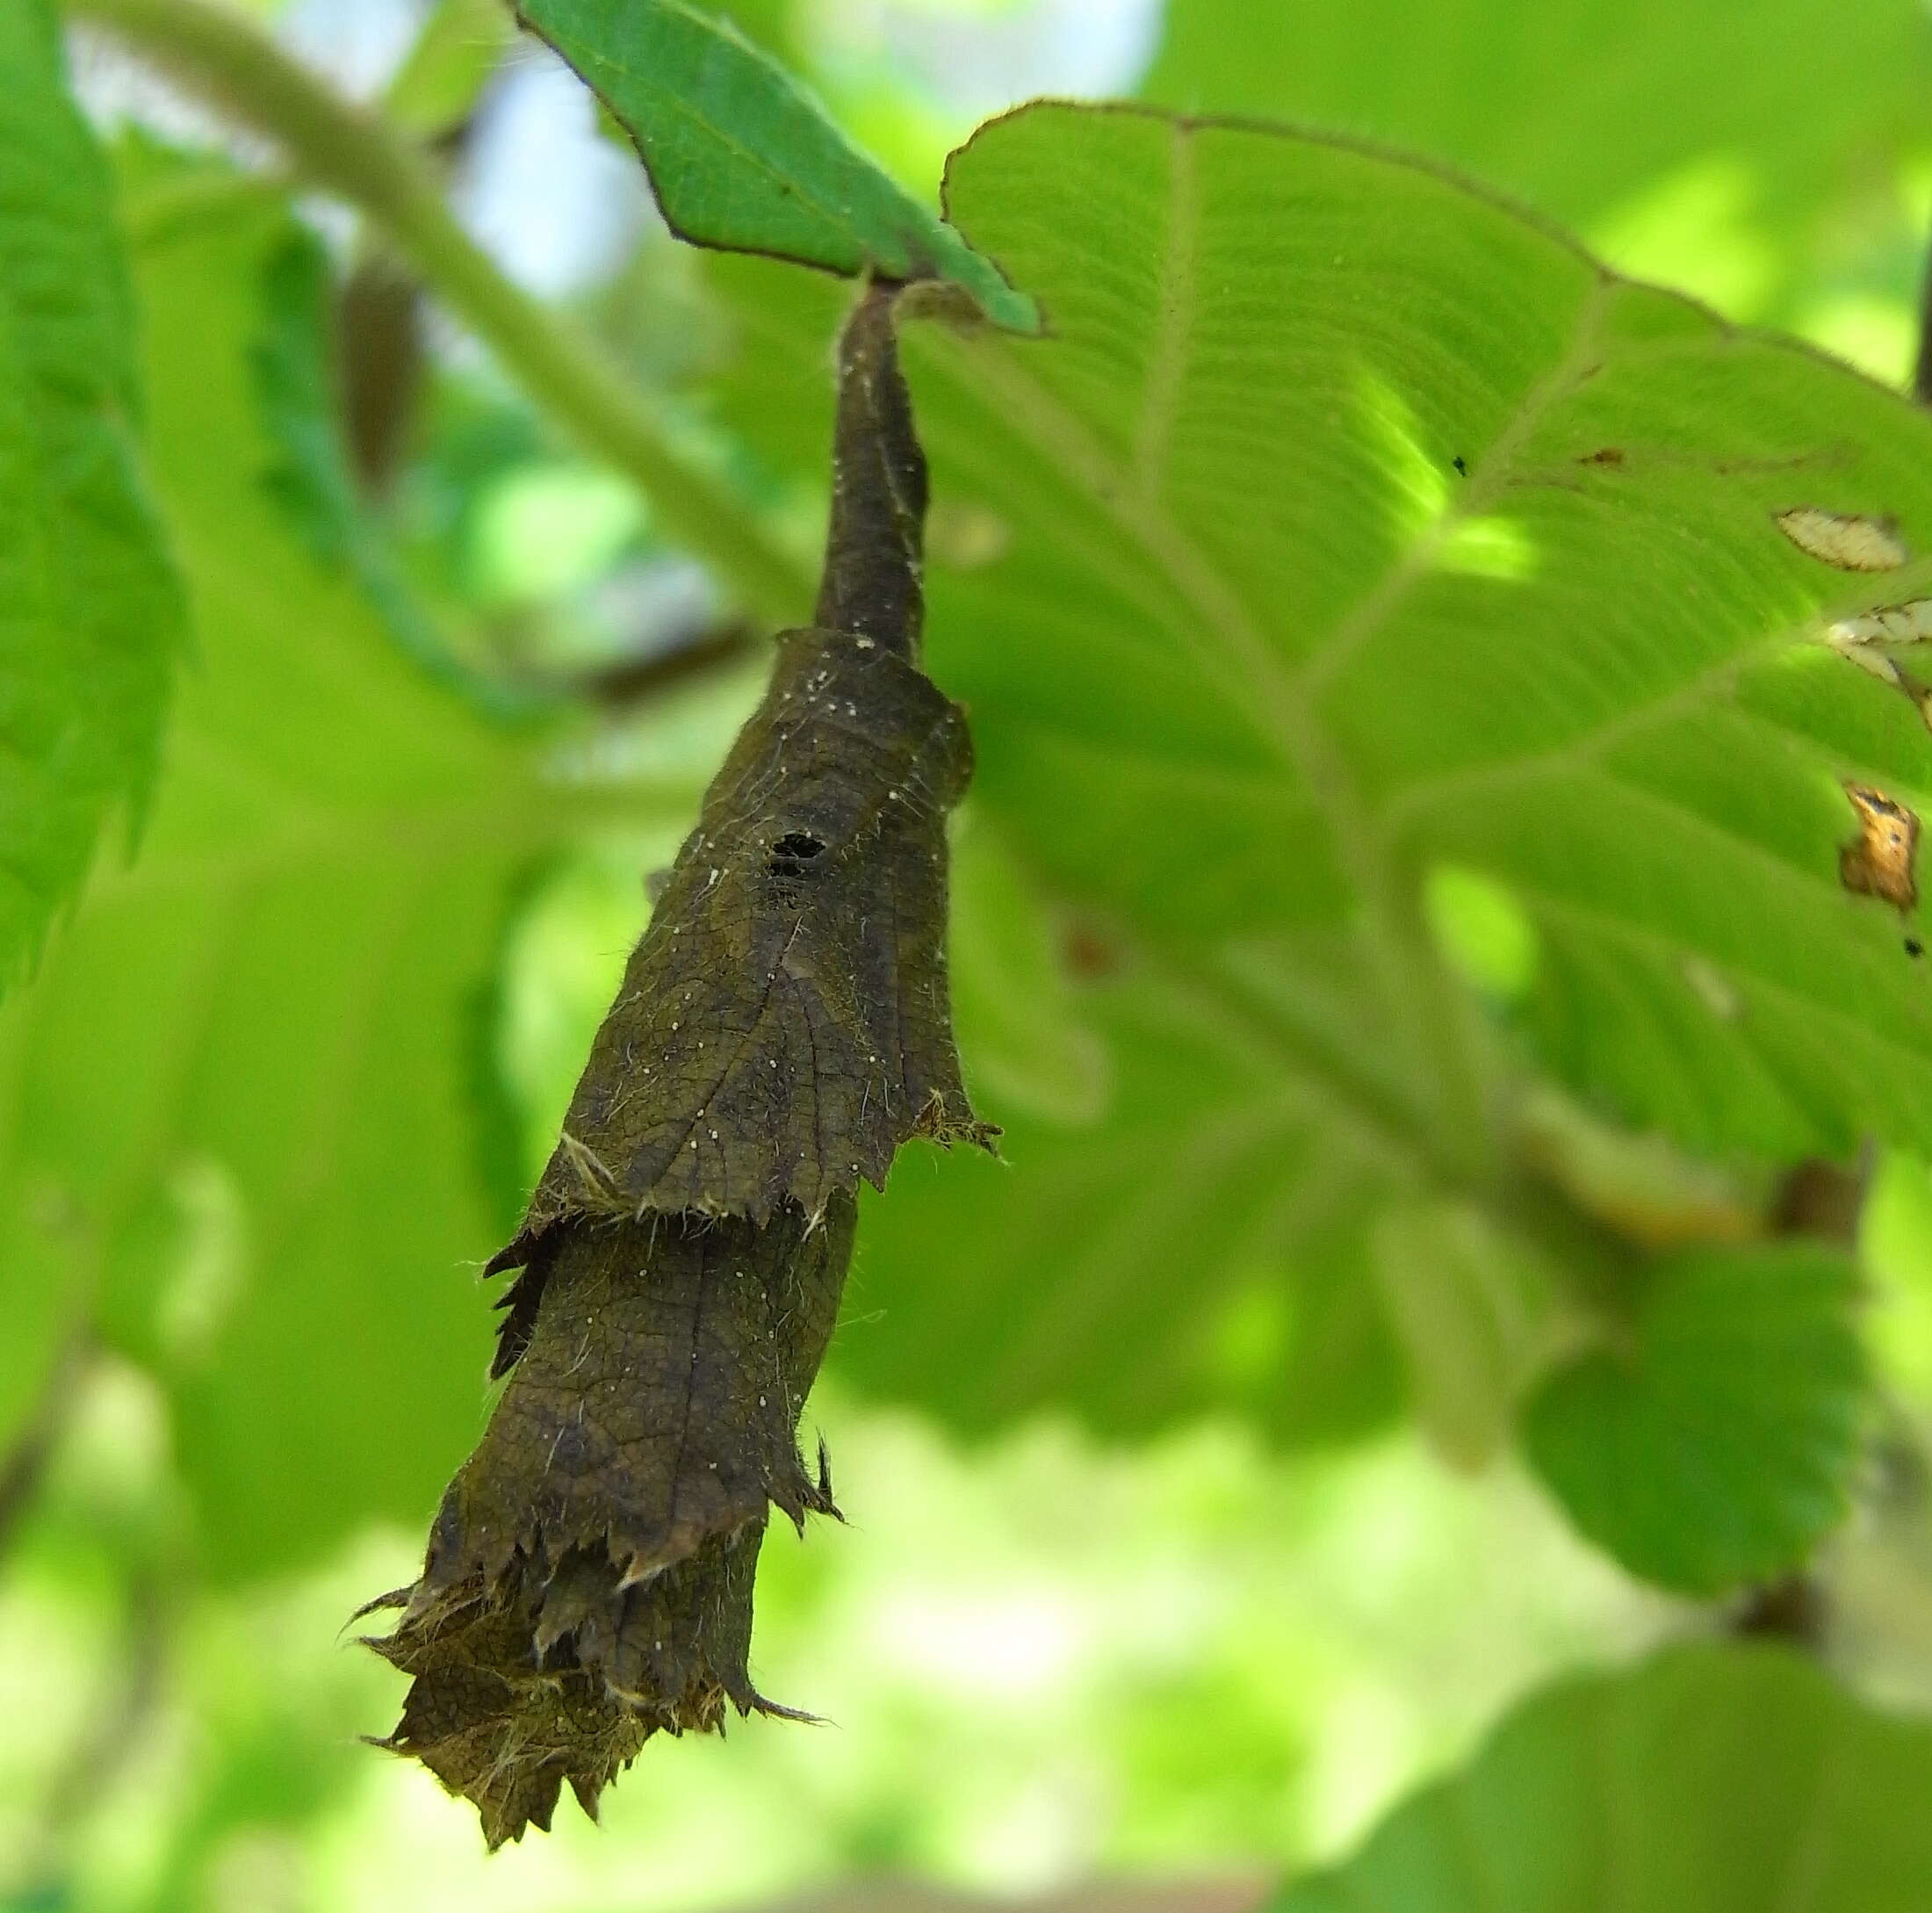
[{"left": 10, "top": 1, "right": 1932, "bottom": 1907}]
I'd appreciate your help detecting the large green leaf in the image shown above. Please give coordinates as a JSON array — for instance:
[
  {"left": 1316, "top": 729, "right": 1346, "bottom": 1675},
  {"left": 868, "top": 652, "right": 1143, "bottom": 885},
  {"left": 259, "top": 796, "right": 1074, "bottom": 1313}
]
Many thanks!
[
  {"left": 910, "top": 103, "right": 1932, "bottom": 1165},
  {"left": 1144, "top": 0, "right": 1932, "bottom": 321},
  {"left": 0, "top": 0, "right": 180, "bottom": 1450},
  {"left": 1275, "top": 1644, "right": 1932, "bottom": 1912},
  {"left": 0, "top": 170, "right": 685, "bottom": 1580},
  {"left": 851, "top": 929, "right": 1408, "bottom": 1444},
  {"left": 0, "top": 1, "right": 178, "bottom": 991},
  {"left": 1522, "top": 1242, "right": 1865, "bottom": 1594},
  {"left": 695, "top": 104, "right": 1929, "bottom": 1577},
  {"left": 516, "top": 0, "right": 1037, "bottom": 329},
  {"left": 710, "top": 107, "right": 1932, "bottom": 1163}
]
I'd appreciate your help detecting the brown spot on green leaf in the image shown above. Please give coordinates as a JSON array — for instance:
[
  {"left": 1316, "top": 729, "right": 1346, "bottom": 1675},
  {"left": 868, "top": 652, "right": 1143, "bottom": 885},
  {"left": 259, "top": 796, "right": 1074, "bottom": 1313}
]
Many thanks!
[{"left": 1840, "top": 780, "right": 1921, "bottom": 914}]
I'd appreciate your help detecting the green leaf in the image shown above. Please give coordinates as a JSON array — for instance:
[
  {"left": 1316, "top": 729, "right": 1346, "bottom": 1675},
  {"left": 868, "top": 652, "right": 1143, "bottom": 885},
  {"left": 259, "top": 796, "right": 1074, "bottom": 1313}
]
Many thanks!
[
  {"left": 687, "top": 103, "right": 1925, "bottom": 1498},
  {"left": 846, "top": 929, "right": 1409, "bottom": 1446},
  {"left": 947, "top": 816, "right": 1107, "bottom": 1125},
  {"left": 0, "top": 167, "right": 677, "bottom": 1580},
  {"left": 1522, "top": 1242, "right": 1864, "bottom": 1593},
  {"left": 0, "top": 1, "right": 181, "bottom": 1449},
  {"left": 1373, "top": 1196, "right": 1558, "bottom": 1470},
  {"left": 697, "top": 98, "right": 1930, "bottom": 1483},
  {"left": 902, "top": 102, "right": 1932, "bottom": 1170},
  {"left": 1144, "top": 0, "right": 1932, "bottom": 320},
  {"left": 1275, "top": 1643, "right": 1932, "bottom": 1913},
  {"left": 0, "top": 0, "right": 178, "bottom": 990},
  {"left": 516, "top": 0, "right": 1037, "bottom": 330}
]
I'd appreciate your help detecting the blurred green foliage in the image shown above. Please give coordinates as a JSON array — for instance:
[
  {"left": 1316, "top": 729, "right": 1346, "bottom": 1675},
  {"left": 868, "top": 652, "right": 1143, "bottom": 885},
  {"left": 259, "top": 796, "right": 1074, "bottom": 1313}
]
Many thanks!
[
  {"left": 0, "top": 2, "right": 179, "bottom": 1069},
  {"left": 7, "top": 0, "right": 1932, "bottom": 1906},
  {"left": 1144, "top": 0, "right": 1932, "bottom": 329},
  {"left": 1274, "top": 1643, "right": 1932, "bottom": 1912}
]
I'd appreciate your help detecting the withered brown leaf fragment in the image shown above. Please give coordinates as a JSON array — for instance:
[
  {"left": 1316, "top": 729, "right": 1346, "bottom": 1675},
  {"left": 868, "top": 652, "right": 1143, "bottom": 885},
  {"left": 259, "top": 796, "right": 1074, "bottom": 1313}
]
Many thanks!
[
  {"left": 1840, "top": 779, "right": 1921, "bottom": 913},
  {"left": 365, "top": 1534, "right": 764, "bottom": 1848},
  {"left": 368, "top": 1199, "right": 853, "bottom": 1844},
  {"left": 498, "top": 624, "right": 991, "bottom": 1245},
  {"left": 495, "top": 283, "right": 993, "bottom": 1252},
  {"left": 365, "top": 278, "right": 997, "bottom": 1845}
]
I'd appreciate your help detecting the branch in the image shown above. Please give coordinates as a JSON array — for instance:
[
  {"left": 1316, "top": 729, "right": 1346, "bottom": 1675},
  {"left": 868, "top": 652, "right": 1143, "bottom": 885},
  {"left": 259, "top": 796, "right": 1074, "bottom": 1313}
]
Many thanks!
[
  {"left": 67, "top": 0, "right": 817, "bottom": 627},
  {"left": 573, "top": 617, "right": 758, "bottom": 706}
]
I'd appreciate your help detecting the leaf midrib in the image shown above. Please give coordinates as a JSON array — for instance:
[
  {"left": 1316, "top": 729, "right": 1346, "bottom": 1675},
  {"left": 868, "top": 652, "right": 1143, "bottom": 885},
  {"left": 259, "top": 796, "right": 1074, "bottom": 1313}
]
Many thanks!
[{"left": 930, "top": 238, "right": 1497, "bottom": 1150}]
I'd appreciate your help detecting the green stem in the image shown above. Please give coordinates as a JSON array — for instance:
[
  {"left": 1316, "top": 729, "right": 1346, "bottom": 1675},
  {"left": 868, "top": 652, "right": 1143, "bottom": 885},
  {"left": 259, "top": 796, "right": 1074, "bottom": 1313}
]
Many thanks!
[{"left": 67, "top": 0, "right": 817, "bottom": 627}]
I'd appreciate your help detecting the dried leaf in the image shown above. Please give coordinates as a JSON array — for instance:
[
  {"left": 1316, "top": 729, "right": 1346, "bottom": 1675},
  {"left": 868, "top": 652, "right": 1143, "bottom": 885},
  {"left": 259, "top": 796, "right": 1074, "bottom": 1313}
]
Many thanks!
[
  {"left": 498, "top": 286, "right": 990, "bottom": 1253},
  {"left": 370, "top": 1199, "right": 853, "bottom": 1843},
  {"left": 367, "top": 1534, "right": 764, "bottom": 1846},
  {"left": 1840, "top": 781, "right": 1920, "bottom": 913},
  {"left": 497, "top": 627, "right": 987, "bottom": 1252},
  {"left": 365, "top": 283, "right": 991, "bottom": 1844}
]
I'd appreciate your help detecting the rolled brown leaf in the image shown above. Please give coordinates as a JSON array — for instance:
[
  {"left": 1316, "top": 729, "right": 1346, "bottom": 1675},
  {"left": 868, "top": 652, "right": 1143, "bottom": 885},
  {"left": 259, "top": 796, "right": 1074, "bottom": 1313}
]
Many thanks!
[
  {"left": 364, "top": 279, "right": 992, "bottom": 1845},
  {"left": 494, "top": 624, "right": 991, "bottom": 1254},
  {"left": 365, "top": 1199, "right": 853, "bottom": 1844}
]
